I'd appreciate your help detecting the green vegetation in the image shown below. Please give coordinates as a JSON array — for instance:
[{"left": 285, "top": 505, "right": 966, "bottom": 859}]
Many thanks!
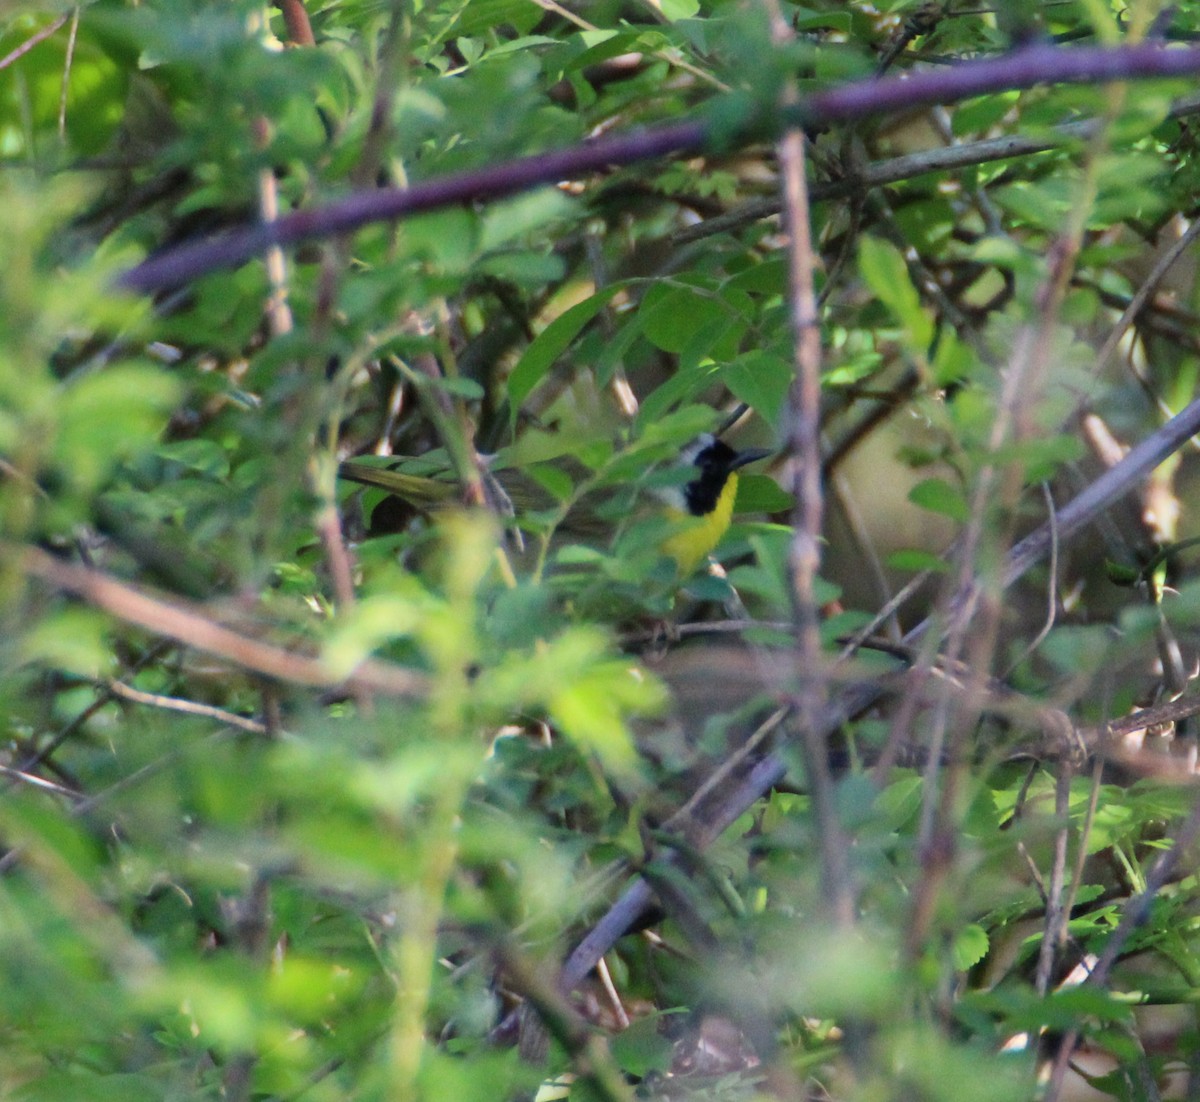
[{"left": 3, "top": 2, "right": 1200, "bottom": 1100}]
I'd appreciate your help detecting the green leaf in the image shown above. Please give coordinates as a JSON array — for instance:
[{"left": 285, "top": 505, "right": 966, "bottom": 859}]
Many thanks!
[
  {"left": 952, "top": 924, "right": 989, "bottom": 971},
  {"left": 908, "top": 477, "right": 968, "bottom": 522},
  {"left": 793, "top": 8, "right": 852, "bottom": 32},
  {"left": 507, "top": 283, "right": 626, "bottom": 411},
  {"left": 157, "top": 439, "right": 230, "bottom": 479},
  {"left": 611, "top": 1012, "right": 677, "bottom": 1076},
  {"left": 9, "top": 1071, "right": 163, "bottom": 1102},
  {"left": 475, "top": 250, "right": 565, "bottom": 285},
  {"left": 400, "top": 208, "right": 480, "bottom": 273},
  {"left": 932, "top": 330, "right": 974, "bottom": 387},
  {"left": 888, "top": 548, "right": 951, "bottom": 573},
  {"left": 1038, "top": 625, "right": 1115, "bottom": 678},
  {"left": 53, "top": 364, "right": 181, "bottom": 494},
  {"left": 858, "top": 235, "right": 934, "bottom": 352},
  {"left": 1105, "top": 559, "right": 1141, "bottom": 586},
  {"left": 478, "top": 188, "right": 575, "bottom": 251},
  {"left": 323, "top": 589, "right": 427, "bottom": 677},
  {"left": 658, "top": 0, "right": 700, "bottom": 19},
  {"left": 639, "top": 281, "right": 723, "bottom": 354},
  {"left": 21, "top": 608, "right": 113, "bottom": 679},
  {"left": 433, "top": 375, "right": 486, "bottom": 400},
  {"left": 734, "top": 472, "right": 791, "bottom": 513},
  {"left": 724, "top": 349, "right": 792, "bottom": 426}
]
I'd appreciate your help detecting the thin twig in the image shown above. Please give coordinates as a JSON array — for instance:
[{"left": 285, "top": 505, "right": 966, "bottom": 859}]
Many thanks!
[
  {"left": 494, "top": 939, "right": 636, "bottom": 1102},
  {"left": 665, "top": 706, "right": 789, "bottom": 834},
  {"left": 0, "top": 725, "right": 242, "bottom": 875},
  {"left": 767, "top": 0, "right": 852, "bottom": 928},
  {"left": 907, "top": 102, "right": 1113, "bottom": 950},
  {"left": 675, "top": 91, "right": 1200, "bottom": 249},
  {"left": 0, "top": 767, "right": 80, "bottom": 800},
  {"left": 1092, "top": 217, "right": 1200, "bottom": 382},
  {"left": 530, "top": 0, "right": 727, "bottom": 91},
  {"left": 15, "top": 640, "right": 171, "bottom": 774},
  {"left": 1035, "top": 763, "right": 1073, "bottom": 996},
  {"left": 1005, "top": 395, "right": 1200, "bottom": 586},
  {"left": 57, "top": 7, "right": 79, "bottom": 139},
  {"left": 830, "top": 472, "right": 900, "bottom": 641},
  {"left": 105, "top": 680, "right": 269, "bottom": 735},
  {"left": 0, "top": 14, "right": 69, "bottom": 72},
  {"left": 1004, "top": 483, "right": 1060, "bottom": 677}
]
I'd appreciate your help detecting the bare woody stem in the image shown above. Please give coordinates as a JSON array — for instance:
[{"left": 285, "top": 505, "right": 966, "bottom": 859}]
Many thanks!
[{"left": 121, "top": 41, "right": 1200, "bottom": 294}]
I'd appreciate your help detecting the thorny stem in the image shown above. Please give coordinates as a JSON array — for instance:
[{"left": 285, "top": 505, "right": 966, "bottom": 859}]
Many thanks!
[
  {"left": 765, "top": 0, "right": 854, "bottom": 931},
  {"left": 121, "top": 42, "right": 1200, "bottom": 294}
]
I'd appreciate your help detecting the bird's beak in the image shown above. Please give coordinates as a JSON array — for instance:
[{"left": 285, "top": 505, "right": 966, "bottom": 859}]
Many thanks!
[{"left": 729, "top": 447, "right": 772, "bottom": 471}]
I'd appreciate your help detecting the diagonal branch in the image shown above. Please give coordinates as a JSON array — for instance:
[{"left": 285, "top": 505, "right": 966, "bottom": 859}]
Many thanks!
[
  {"left": 19, "top": 545, "right": 428, "bottom": 697},
  {"left": 120, "top": 41, "right": 1200, "bottom": 294},
  {"left": 675, "top": 89, "right": 1200, "bottom": 246}
]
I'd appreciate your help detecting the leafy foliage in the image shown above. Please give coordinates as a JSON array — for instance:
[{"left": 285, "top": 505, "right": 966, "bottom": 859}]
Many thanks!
[{"left": 3, "top": 1, "right": 1200, "bottom": 1100}]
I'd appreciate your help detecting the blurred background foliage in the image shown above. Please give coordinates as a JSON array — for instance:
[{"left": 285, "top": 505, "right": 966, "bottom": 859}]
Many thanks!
[{"left": 4, "top": 0, "right": 1200, "bottom": 1100}]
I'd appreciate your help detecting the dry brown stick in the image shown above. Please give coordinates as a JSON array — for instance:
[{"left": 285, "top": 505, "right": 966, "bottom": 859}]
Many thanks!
[{"left": 19, "top": 546, "right": 427, "bottom": 697}]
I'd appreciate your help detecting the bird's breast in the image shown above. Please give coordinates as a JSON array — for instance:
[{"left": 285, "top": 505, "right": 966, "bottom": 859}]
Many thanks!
[{"left": 659, "top": 474, "right": 739, "bottom": 576}]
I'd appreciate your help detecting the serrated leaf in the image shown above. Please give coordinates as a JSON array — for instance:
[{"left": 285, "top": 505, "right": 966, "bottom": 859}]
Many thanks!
[{"left": 953, "top": 923, "right": 989, "bottom": 970}]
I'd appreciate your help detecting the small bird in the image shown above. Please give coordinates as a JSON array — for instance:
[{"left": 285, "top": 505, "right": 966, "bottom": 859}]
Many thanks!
[
  {"left": 652, "top": 434, "right": 771, "bottom": 577},
  {"left": 338, "top": 433, "right": 771, "bottom": 577}
]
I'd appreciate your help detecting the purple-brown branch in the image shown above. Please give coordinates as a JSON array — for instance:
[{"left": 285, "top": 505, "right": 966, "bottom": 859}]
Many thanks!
[
  {"left": 120, "top": 40, "right": 1200, "bottom": 295},
  {"left": 119, "top": 122, "right": 707, "bottom": 293}
]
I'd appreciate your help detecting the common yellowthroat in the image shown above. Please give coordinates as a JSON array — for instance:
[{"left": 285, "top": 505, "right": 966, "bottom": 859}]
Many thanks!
[
  {"left": 338, "top": 434, "right": 770, "bottom": 577},
  {"left": 650, "top": 435, "right": 771, "bottom": 576}
]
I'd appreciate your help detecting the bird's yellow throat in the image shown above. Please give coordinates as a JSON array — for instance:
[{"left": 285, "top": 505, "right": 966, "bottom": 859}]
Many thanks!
[
  {"left": 338, "top": 433, "right": 770, "bottom": 578},
  {"left": 659, "top": 471, "right": 741, "bottom": 577}
]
